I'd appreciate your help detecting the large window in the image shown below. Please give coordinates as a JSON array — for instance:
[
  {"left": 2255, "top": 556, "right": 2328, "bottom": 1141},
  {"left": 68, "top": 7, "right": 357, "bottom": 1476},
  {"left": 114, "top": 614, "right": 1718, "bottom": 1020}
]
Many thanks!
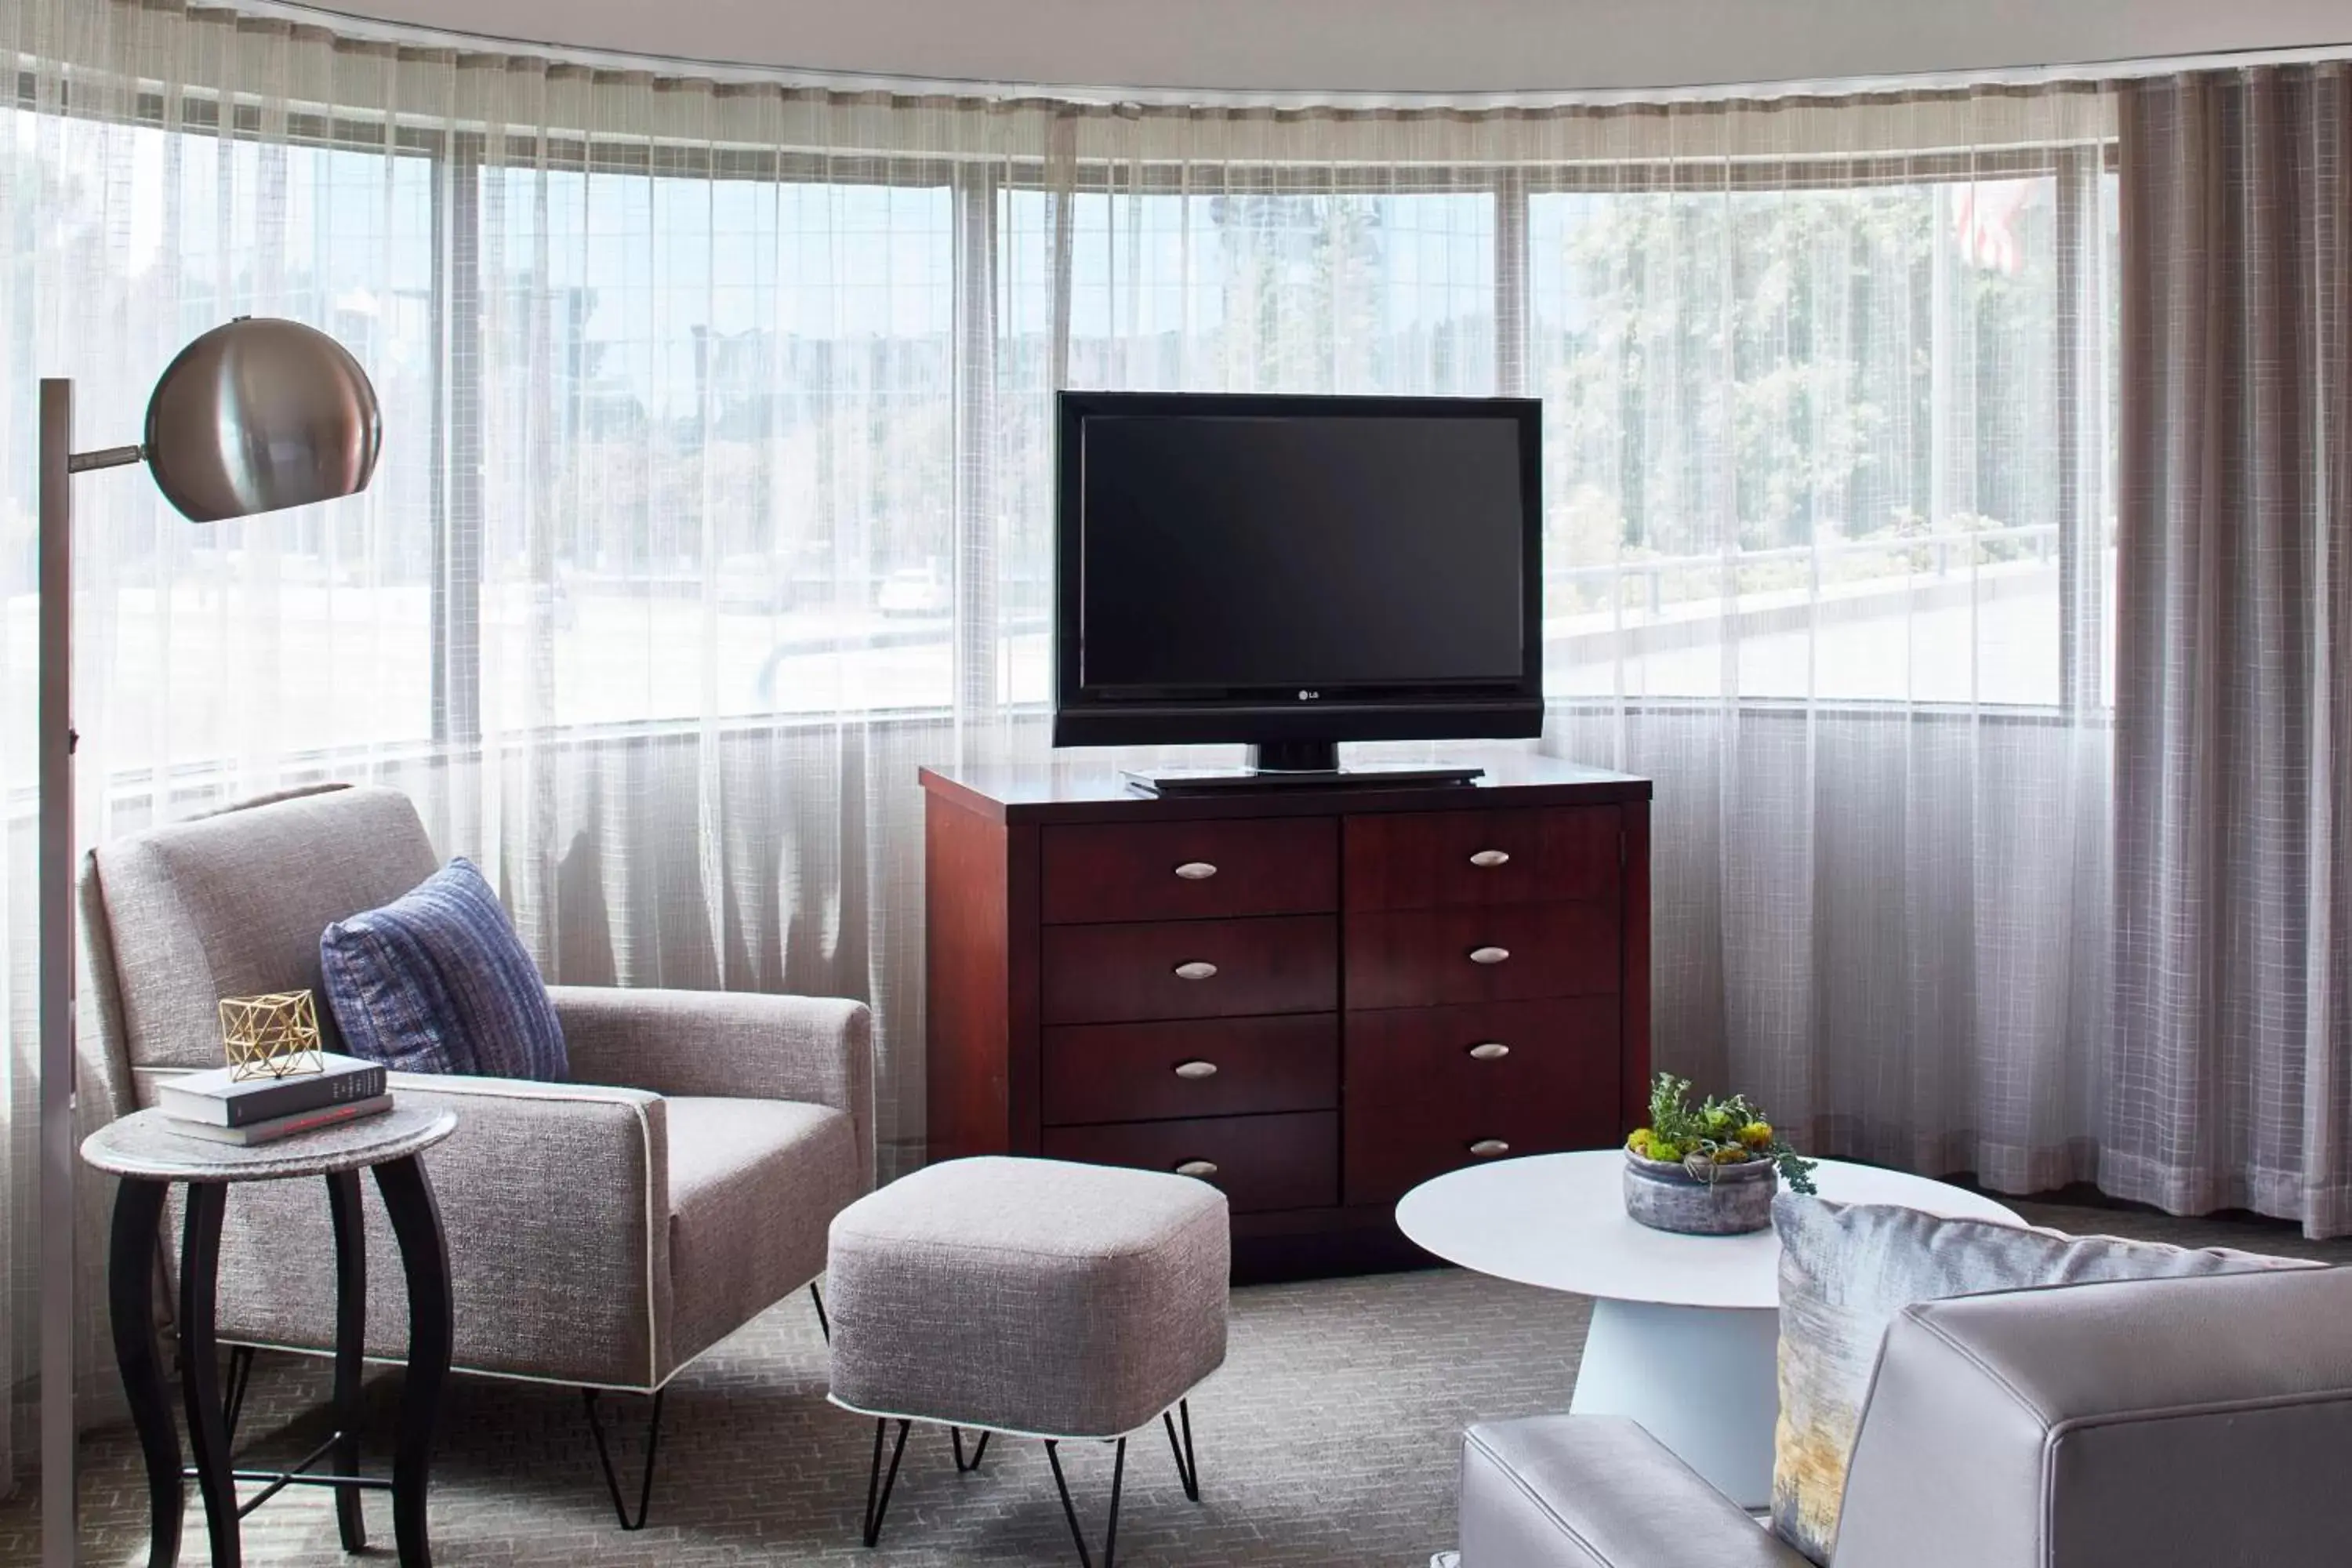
[
  {"left": 477, "top": 165, "right": 959, "bottom": 724},
  {"left": 1054, "top": 184, "right": 1495, "bottom": 393},
  {"left": 9, "top": 114, "right": 440, "bottom": 783},
  {"left": 11, "top": 88, "right": 2120, "bottom": 789},
  {"left": 1528, "top": 159, "right": 2115, "bottom": 706},
  {"left": 997, "top": 178, "right": 1499, "bottom": 704}
]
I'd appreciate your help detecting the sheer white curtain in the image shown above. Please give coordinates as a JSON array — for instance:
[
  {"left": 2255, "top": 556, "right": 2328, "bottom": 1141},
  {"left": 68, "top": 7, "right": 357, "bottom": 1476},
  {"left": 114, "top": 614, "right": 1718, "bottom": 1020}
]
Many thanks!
[
  {"left": 1038, "top": 93, "right": 2122, "bottom": 1192},
  {"left": 1515, "top": 98, "right": 2123, "bottom": 1195},
  {"left": 2, "top": 0, "right": 2132, "bottom": 1493}
]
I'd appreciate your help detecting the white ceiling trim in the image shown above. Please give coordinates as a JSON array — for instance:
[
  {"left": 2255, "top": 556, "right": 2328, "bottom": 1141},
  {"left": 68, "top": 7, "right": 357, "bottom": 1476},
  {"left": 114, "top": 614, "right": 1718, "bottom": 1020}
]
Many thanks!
[{"left": 234, "top": 2, "right": 2352, "bottom": 110}]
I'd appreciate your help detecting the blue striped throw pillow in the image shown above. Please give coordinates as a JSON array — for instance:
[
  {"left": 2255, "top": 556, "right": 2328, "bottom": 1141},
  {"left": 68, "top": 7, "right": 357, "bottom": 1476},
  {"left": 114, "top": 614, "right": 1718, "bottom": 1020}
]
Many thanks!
[{"left": 319, "top": 857, "right": 568, "bottom": 1080}]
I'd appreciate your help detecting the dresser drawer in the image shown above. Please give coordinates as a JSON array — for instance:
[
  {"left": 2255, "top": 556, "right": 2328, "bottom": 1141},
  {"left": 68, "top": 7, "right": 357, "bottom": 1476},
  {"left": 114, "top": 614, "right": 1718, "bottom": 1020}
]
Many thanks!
[
  {"left": 1043, "top": 1014, "right": 1339, "bottom": 1126},
  {"left": 1344, "top": 997, "right": 1623, "bottom": 1206},
  {"left": 1043, "top": 916, "right": 1338, "bottom": 1025},
  {"left": 1042, "top": 1112, "right": 1339, "bottom": 1214},
  {"left": 1344, "top": 902, "right": 1618, "bottom": 1011},
  {"left": 1345, "top": 806, "right": 1621, "bottom": 911},
  {"left": 1043, "top": 817, "right": 1338, "bottom": 924}
]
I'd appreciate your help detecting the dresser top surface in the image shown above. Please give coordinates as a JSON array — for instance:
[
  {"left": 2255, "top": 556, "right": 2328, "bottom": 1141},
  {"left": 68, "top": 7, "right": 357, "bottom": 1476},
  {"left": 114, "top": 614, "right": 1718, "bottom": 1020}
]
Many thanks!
[{"left": 920, "top": 753, "right": 1651, "bottom": 824}]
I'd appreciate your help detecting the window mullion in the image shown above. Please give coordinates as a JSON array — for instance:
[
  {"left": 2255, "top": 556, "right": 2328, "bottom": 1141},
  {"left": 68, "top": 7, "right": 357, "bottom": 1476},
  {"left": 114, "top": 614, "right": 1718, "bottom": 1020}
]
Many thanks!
[
  {"left": 1495, "top": 167, "right": 1529, "bottom": 397},
  {"left": 953, "top": 159, "right": 1000, "bottom": 718},
  {"left": 432, "top": 130, "right": 485, "bottom": 748},
  {"left": 2054, "top": 144, "right": 2097, "bottom": 717}
]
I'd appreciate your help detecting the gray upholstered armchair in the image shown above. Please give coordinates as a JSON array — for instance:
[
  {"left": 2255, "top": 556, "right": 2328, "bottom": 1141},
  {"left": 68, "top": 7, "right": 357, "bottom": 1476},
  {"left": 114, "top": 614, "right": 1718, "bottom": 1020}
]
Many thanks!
[
  {"left": 1457, "top": 1263, "right": 2352, "bottom": 1567},
  {"left": 77, "top": 783, "right": 873, "bottom": 1528}
]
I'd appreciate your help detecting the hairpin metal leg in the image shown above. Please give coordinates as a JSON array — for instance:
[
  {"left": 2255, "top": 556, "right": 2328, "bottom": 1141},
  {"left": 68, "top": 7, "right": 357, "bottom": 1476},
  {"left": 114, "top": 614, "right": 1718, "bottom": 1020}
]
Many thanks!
[
  {"left": 862, "top": 1417, "right": 911, "bottom": 1547},
  {"left": 581, "top": 1388, "right": 666, "bottom": 1530},
  {"left": 1163, "top": 1399, "right": 1199, "bottom": 1502},
  {"left": 221, "top": 1344, "right": 257, "bottom": 1446},
  {"left": 1045, "top": 1436, "right": 1127, "bottom": 1568},
  {"left": 810, "top": 1282, "right": 829, "bottom": 1343},
  {"left": 951, "top": 1426, "right": 990, "bottom": 1472}
]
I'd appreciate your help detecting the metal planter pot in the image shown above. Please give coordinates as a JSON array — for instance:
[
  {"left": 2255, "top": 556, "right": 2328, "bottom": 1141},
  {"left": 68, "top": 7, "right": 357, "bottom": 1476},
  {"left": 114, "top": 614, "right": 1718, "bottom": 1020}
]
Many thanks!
[{"left": 1622, "top": 1149, "right": 1779, "bottom": 1235}]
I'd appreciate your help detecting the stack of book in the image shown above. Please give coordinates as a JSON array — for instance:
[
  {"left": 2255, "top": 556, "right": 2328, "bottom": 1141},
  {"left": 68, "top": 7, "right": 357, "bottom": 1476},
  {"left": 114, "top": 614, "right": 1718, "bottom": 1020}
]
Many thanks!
[{"left": 158, "top": 1053, "right": 392, "bottom": 1145}]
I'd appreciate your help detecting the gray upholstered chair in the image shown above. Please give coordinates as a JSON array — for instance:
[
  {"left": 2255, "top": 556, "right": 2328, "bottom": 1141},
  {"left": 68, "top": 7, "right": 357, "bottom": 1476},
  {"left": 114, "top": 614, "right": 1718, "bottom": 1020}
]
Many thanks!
[
  {"left": 1456, "top": 1262, "right": 2352, "bottom": 1567},
  {"left": 78, "top": 783, "right": 873, "bottom": 1529}
]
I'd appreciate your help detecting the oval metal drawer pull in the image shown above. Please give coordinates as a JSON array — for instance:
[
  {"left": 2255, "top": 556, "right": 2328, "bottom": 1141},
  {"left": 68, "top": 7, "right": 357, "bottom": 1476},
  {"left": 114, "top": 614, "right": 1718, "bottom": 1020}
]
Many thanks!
[
  {"left": 1174, "top": 961, "right": 1218, "bottom": 981},
  {"left": 1174, "top": 862, "right": 1218, "bottom": 880},
  {"left": 1469, "top": 946, "right": 1510, "bottom": 965},
  {"left": 1469, "top": 1139, "right": 1512, "bottom": 1158},
  {"left": 1469, "top": 849, "right": 1512, "bottom": 868},
  {"left": 1174, "top": 1160, "right": 1220, "bottom": 1178},
  {"left": 1468, "top": 1041, "right": 1512, "bottom": 1062},
  {"left": 1173, "top": 1060, "right": 1219, "bottom": 1080}
]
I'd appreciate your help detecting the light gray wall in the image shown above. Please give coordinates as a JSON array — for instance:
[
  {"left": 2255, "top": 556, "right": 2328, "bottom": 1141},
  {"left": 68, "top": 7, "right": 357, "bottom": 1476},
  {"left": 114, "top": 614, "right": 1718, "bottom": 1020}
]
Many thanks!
[{"left": 303, "top": 0, "right": 2351, "bottom": 92}]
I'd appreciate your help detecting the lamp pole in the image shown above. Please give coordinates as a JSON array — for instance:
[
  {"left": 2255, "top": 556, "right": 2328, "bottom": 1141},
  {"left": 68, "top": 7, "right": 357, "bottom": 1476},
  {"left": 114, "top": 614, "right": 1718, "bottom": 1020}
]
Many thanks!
[
  {"left": 38, "top": 377, "right": 76, "bottom": 1568},
  {"left": 40, "top": 380, "right": 147, "bottom": 1568},
  {"left": 34, "top": 321, "right": 379, "bottom": 1568}
]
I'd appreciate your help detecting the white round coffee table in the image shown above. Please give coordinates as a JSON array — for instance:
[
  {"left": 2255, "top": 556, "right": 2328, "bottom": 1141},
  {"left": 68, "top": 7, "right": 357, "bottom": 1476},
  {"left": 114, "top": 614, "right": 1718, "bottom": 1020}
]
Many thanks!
[{"left": 1396, "top": 1149, "right": 2020, "bottom": 1509}]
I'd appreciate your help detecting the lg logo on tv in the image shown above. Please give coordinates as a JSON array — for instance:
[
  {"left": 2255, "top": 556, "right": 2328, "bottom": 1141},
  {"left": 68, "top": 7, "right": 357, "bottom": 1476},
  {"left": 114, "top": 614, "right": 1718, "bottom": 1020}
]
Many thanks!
[{"left": 1297, "top": 690, "right": 1320, "bottom": 701}]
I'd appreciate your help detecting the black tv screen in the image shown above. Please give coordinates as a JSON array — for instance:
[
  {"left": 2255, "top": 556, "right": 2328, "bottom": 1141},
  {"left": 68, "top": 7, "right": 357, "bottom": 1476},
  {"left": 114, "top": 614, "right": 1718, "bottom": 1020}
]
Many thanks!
[{"left": 1054, "top": 391, "right": 1542, "bottom": 750}]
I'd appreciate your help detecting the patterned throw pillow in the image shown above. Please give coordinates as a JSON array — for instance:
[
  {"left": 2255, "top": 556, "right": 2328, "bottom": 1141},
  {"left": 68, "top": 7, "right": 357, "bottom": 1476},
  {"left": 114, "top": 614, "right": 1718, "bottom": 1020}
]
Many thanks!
[
  {"left": 1770, "top": 1192, "right": 2309, "bottom": 1565},
  {"left": 319, "top": 857, "right": 568, "bottom": 1081}
]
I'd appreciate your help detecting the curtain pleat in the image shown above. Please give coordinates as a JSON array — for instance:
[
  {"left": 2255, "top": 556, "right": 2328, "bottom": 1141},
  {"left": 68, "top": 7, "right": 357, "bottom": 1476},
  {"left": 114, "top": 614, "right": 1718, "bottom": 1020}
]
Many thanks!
[{"left": 2108, "top": 64, "right": 2352, "bottom": 1235}]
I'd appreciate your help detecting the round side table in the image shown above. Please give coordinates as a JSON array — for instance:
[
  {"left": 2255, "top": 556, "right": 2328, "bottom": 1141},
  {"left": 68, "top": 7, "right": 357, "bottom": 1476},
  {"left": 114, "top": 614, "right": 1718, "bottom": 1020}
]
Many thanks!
[
  {"left": 82, "top": 1104, "right": 458, "bottom": 1568},
  {"left": 1396, "top": 1149, "right": 2020, "bottom": 1509}
]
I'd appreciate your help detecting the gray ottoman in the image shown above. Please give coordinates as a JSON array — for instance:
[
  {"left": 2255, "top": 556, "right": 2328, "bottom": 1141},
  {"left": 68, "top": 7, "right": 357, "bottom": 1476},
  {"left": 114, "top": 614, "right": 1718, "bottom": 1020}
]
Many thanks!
[{"left": 826, "top": 1156, "right": 1230, "bottom": 1563}]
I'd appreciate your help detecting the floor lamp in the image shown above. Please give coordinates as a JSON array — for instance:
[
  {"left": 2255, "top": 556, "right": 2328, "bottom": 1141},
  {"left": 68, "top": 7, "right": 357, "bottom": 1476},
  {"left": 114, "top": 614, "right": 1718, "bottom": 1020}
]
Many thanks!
[{"left": 39, "top": 318, "right": 381, "bottom": 1568}]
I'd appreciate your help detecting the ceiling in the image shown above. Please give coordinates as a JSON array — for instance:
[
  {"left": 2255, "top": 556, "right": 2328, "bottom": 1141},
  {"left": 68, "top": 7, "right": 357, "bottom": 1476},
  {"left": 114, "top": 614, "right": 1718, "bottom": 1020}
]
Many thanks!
[{"left": 302, "top": 0, "right": 2352, "bottom": 94}]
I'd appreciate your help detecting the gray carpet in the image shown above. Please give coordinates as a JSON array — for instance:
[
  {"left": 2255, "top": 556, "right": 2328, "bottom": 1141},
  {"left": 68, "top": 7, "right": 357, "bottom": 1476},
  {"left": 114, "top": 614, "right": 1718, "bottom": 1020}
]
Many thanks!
[{"left": 6, "top": 1198, "right": 2347, "bottom": 1566}]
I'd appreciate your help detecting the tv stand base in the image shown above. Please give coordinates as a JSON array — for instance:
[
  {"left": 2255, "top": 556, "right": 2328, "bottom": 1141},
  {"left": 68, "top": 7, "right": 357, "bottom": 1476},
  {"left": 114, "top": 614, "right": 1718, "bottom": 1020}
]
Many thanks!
[
  {"left": 1249, "top": 739, "right": 1342, "bottom": 773},
  {"left": 1123, "top": 763, "right": 1486, "bottom": 797}
]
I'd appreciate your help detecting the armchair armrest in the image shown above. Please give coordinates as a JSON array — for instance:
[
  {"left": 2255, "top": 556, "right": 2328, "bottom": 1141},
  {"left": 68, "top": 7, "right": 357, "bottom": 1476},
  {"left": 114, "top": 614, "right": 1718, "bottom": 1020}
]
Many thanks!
[
  {"left": 1834, "top": 1265, "right": 2352, "bottom": 1568},
  {"left": 1460, "top": 1417, "right": 1811, "bottom": 1568},
  {"left": 549, "top": 986, "right": 873, "bottom": 1186},
  {"left": 212, "top": 1075, "right": 677, "bottom": 1388}
]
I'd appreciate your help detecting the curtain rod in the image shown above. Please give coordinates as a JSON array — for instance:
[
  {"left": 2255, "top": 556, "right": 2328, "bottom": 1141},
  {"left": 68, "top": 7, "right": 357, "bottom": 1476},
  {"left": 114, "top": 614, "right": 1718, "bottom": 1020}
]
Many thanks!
[{"left": 227, "top": 2, "right": 2352, "bottom": 110}]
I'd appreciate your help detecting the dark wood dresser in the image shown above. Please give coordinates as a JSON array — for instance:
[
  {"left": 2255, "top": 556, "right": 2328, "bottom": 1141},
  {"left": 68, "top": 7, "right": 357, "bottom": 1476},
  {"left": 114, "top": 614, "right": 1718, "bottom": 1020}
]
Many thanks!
[{"left": 920, "top": 755, "right": 1653, "bottom": 1278}]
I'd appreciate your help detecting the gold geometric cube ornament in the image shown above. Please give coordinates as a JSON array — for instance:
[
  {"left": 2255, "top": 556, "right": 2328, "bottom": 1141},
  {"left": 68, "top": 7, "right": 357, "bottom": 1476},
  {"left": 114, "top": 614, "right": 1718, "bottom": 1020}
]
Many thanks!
[{"left": 218, "top": 990, "right": 326, "bottom": 1080}]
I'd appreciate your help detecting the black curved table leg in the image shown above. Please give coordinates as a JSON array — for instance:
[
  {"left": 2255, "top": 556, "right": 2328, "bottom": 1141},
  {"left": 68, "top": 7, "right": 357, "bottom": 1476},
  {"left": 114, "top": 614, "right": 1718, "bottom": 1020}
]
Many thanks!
[
  {"left": 109, "top": 1177, "right": 181, "bottom": 1568},
  {"left": 326, "top": 1169, "right": 370, "bottom": 1552},
  {"left": 179, "top": 1181, "right": 240, "bottom": 1568},
  {"left": 375, "top": 1154, "right": 452, "bottom": 1568}
]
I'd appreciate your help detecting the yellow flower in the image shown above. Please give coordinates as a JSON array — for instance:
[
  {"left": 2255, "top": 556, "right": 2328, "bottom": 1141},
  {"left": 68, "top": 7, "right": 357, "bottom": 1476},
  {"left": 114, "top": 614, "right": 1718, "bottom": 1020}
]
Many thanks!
[
  {"left": 1737, "top": 1121, "right": 1774, "bottom": 1150},
  {"left": 1626, "top": 1128, "right": 1653, "bottom": 1155},
  {"left": 1712, "top": 1145, "right": 1749, "bottom": 1163}
]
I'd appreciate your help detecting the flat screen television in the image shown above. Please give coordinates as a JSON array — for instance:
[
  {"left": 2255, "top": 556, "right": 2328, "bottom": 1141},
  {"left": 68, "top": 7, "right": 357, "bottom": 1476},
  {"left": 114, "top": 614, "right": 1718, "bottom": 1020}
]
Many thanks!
[{"left": 1054, "top": 390, "right": 1543, "bottom": 790}]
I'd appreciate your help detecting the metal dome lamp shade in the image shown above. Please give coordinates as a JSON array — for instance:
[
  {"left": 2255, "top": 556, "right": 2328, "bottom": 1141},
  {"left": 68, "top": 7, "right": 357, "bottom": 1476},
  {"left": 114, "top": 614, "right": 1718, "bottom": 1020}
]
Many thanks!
[{"left": 36, "top": 318, "right": 380, "bottom": 1568}]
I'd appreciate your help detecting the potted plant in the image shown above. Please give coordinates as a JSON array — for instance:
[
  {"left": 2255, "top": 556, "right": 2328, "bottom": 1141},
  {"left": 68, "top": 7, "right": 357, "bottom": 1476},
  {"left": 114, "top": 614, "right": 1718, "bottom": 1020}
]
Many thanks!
[{"left": 1622, "top": 1073, "right": 1817, "bottom": 1235}]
